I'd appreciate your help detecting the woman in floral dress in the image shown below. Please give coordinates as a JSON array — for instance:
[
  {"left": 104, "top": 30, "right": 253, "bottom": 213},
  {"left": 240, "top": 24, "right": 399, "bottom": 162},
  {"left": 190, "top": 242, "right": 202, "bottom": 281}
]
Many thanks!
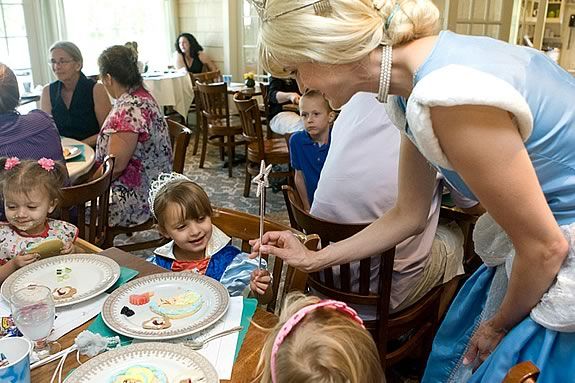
[{"left": 96, "top": 45, "right": 172, "bottom": 227}]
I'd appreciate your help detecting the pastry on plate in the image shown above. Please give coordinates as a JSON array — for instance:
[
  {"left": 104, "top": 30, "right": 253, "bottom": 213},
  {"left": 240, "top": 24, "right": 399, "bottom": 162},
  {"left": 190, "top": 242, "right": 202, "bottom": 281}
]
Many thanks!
[
  {"left": 149, "top": 290, "right": 203, "bottom": 319},
  {"left": 52, "top": 286, "right": 77, "bottom": 300},
  {"left": 110, "top": 364, "right": 168, "bottom": 383},
  {"left": 142, "top": 316, "right": 171, "bottom": 330}
]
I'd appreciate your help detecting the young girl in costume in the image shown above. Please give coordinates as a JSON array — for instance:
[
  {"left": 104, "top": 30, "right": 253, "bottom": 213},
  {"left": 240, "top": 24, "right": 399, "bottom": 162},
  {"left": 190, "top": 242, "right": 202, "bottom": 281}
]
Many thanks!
[
  {"left": 0, "top": 157, "right": 78, "bottom": 282},
  {"left": 255, "top": 292, "right": 385, "bottom": 383},
  {"left": 148, "top": 172, "right": 272, "bottom": 303}
]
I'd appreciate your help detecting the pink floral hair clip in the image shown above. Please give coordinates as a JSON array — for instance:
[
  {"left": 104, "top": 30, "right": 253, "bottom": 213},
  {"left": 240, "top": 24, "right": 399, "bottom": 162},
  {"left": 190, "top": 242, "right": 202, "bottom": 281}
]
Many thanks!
[
  {"left": 4, "top": 157, "right": 20, "bottom": 170},
  {"left": 38, "top": 158, "right": 55, "bottom": 172}
]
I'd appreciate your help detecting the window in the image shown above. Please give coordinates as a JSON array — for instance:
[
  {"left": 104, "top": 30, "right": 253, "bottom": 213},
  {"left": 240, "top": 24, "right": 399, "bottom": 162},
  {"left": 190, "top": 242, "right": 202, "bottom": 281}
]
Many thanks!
[
  {"left": 1, "top": 0, "right": 33, "bottom": 93},
  {"left": 62, "top": 0, "right": 173, "bottom": 75},
  {"left": 241, "top": 1, "right": 261, "bottom": 75}
]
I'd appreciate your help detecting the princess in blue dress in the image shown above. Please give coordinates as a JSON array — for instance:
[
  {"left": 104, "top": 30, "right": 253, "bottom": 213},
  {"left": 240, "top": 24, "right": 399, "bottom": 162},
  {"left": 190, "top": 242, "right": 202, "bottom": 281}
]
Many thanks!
[{"left": 147, "top": 173, "right": 272, "bottom": 303}]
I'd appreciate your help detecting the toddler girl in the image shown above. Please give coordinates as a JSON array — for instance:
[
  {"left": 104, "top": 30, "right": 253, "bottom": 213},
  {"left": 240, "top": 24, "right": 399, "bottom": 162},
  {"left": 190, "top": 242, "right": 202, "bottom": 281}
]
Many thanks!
[
  {"left": 148, "top": 172, "right": 272, "bottom": 303},
  {"left": 0, "top": 157, "right": 78, "bottom": 282},
  {"left": 255, "top": 292, "right": 385, "bottom": 383}
]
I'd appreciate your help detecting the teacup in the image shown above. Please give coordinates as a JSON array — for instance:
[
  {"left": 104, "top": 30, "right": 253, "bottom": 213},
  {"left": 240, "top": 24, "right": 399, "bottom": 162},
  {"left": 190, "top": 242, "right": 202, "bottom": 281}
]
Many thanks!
[{"left": 0, "top": 337, "right": 32, "bottom": 383}]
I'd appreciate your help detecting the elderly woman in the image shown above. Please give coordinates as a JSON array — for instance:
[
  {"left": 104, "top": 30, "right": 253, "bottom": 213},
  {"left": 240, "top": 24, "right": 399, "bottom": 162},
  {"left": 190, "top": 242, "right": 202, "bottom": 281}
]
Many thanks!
[
  {"left": 249, "top": 0, "right": 575, "bottom": 382},
  {"left": 40, "top": 41, "right": 111, "bottom": 146},
  {"left": 173, "top": 33, "right": 217, "bottom": 73},
  {"left": 97, "top": 45, "right": 172, "bottom": 227}
]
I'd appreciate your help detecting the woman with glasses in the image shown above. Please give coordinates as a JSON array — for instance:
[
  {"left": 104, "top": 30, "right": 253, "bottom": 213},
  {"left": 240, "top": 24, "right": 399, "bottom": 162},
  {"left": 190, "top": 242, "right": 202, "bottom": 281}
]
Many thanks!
[
  {"left": 250, "top": 0, "right": 575, "bottom": 382},
  {"left": 40, "top": 41, "right": 111, "bottom": 146}
]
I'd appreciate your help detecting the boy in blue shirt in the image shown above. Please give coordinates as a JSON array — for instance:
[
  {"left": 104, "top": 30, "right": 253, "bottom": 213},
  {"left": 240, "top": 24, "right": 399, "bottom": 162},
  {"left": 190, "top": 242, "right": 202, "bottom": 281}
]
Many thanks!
[{"left": 289, "top": 90, "right": 335, "bottom": 210}]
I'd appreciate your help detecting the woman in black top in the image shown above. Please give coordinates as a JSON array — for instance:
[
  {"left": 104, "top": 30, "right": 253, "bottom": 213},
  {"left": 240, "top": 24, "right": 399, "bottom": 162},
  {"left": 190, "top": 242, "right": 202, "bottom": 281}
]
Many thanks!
[
  {"left": 173, "top": 33, "right": 217, "bottom": 73},
  {"left": 40, "top": 41, "right": 111, "bottom": 146}
]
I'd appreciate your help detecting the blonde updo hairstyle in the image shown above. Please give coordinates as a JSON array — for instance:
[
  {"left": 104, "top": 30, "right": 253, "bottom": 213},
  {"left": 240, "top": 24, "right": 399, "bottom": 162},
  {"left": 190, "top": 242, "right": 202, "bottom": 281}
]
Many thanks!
[{"left": 259, "top": 0, "right": 440, "bottom": 77}]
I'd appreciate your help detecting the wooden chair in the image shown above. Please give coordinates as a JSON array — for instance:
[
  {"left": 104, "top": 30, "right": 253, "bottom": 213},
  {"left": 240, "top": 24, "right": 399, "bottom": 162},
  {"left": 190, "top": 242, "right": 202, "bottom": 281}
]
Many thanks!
[
  {"left": 191, "top": 70, "right": 222, "bottom": 155},
  {"left": 60, "top": 156, "right": 115, "bottom": 248},
  {"left": 196, "top": 81, "right": 247, "bottom": 177},
  {"left": 503, "top": 361, "right": 540, "bottom": 383},
  {"left": 212, "top": 207, "right": 319, "bottom": 313},
  {"left": 233, "top": 93, "right": 291, "bottom": 197},
  {"left": 282, "top": 185, "right": 442, "bottom": 373},
  {"left": 104, "top": 119, "right": 192, "bottom": 251}
]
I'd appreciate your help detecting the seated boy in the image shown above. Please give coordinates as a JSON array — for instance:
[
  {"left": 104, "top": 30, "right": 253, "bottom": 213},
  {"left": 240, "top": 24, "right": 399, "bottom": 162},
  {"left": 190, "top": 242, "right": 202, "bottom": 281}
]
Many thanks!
[{"left": 289, "top": 90, "right": 335, "bottom": 210}]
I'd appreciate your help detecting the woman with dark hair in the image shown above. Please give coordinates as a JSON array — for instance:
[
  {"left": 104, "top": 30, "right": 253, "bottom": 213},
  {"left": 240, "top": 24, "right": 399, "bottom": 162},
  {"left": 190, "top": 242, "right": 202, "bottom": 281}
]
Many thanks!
[
  {"left": 173, "top": 33, "right": 217, "bottom": 73},
  {"left": 96, "top": 45, "right": 172, "bottom": 227},
  {"left": 40, "top": 41, "right": 111, "bottom": 146}
]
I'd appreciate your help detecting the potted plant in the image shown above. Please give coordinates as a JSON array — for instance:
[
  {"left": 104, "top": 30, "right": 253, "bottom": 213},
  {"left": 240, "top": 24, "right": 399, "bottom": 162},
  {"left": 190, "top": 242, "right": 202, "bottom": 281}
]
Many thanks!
[{"left": 243, "top": 72, "right": 256, "bottom": 88}]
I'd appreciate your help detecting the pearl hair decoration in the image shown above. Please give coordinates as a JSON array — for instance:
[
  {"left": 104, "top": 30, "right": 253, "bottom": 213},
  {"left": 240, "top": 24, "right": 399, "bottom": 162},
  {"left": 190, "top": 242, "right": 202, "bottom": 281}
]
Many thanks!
[
  {"left": 377, "top": 44, "right": 393, "bottom": 103},
  {"left": 147, "top": 172, "right": 192, "bottom": 219}
]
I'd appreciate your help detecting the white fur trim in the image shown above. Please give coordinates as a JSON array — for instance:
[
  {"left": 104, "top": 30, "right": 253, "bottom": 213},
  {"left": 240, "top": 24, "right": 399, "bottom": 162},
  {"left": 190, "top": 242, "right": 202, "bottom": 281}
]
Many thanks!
[
  {"left": 383, "top": 96, "right": 407, "bottom": 131},
  {"left": 406, "top": 65, "right": 534, "bottom": 170},
  {"left": 153, "top": 225, "right": 231, "bottom": 260}
]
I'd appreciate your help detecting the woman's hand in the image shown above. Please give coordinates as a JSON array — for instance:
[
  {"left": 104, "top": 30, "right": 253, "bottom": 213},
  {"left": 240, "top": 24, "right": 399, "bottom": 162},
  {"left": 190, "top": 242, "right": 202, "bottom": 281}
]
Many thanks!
[
  {"left": 249, "top": 230, "right": 317, "bottom": 272},
  {"left": 288, "top": 93, "right": 301, "bottom": 105},
  {"left": 463, "top": 318, "right": 507, "bottom": 369}
]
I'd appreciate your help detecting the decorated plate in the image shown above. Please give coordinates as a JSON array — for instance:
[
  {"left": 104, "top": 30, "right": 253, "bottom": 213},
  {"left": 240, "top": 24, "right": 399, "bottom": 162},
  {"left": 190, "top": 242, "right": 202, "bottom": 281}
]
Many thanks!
[
  {"left": 102, "top": 273, "right": 229, "bottom": 340},
  {"left": 1, "top": 254, "right": 120, "bottom": 308},
  {"left": 63, "top": 145, "right": 81, "bottom": 160},
  {"left": 65, "top": 342, "right": 218, "bottom": 382}
]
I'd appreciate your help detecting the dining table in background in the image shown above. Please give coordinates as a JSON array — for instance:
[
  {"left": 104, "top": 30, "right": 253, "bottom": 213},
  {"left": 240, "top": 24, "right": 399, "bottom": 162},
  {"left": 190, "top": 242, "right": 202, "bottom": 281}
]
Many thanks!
[
  {"left": 143, "top": 71, "right": 194, "bottom": 118},
  {"left": 227, "top": 82, "right": 262, "bottom": 96},
  {"left": 31, "top": 242, "right": 277, "bottom": 383},
  {"left": 61, "top": 136, "right": 95, "bottom": 183}
]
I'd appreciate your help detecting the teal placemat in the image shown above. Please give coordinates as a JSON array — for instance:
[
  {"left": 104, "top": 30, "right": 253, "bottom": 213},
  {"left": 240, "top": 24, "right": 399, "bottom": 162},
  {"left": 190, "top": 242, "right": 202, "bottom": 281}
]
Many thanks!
[
  {"left": 66, "top": 144, "right": 86, "bottom": 163},
  {"left": 106, "top": 267, "right": 139, "bottom": 294},
  {"left": 235, "top": 298, "right": 258, "bottom": 360}
]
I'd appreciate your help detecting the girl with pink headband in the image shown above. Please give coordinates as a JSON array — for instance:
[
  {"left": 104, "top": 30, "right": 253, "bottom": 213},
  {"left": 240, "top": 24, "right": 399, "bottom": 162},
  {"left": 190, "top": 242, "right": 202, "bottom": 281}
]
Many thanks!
[
  {"left": 255, "top": 292, "right": 385, "bottom": 383},
  {"left": 0, "top": 158, "right": 78, "bottom": 282}
]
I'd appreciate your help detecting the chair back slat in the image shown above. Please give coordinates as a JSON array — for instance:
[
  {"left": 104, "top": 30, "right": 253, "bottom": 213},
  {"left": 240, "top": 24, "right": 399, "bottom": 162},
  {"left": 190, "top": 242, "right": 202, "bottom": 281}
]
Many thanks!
[
  {"left": 259, "top": 82, "right": 270, "bottom": 123},
  {"left": 165, "top": 118, "right": 192, "bottom": 173},
  {"left": 60, "top": 156, "right": 115, "bottom": 248},
  {"left": 196, "top": 82, "right": 230, "bottom": 129},
  {"left": 233, "top": 95, "right": 265, "bottom": 157},
  {"left": 340, "top": 263, "right": 351, "bottom": 292}
]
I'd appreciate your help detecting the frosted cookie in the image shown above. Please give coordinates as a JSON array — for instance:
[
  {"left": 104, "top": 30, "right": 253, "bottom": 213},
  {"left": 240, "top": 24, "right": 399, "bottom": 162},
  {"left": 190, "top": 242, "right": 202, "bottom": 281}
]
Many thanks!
[
  {"left": 109, "top": 364, "right": 168, "bottom": 383},
  {"left": 149, "top": 291, "right": 203, "bottom": 320},
  {"left": 26, "top": 238, "right": 64, "bottom": 258},
  {"left": 52, "top": 286, "right": 77, "bottom": 300},
  {"left": 142, "top": 316, "right": 171, "bottom": 330},
  {"left": 129, "top": 292, "right": 154, "bottom": 305}
]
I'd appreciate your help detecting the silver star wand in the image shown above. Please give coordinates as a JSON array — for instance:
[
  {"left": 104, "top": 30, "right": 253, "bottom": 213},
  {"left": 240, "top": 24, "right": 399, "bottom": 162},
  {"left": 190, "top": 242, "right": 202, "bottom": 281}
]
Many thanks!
[{"left": 252, "top": 160, "right": 272, "bottom": 269}]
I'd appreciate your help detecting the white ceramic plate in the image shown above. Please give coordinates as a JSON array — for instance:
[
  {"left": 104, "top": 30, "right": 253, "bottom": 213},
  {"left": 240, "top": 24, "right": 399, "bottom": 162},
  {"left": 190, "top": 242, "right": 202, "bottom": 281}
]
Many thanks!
[
  {"left": 102, "top": 273, "right": 229, "bottom": 340},
  {"left": 63, "top": 145, "right": 81, "bottom": 160},
  {"left": 65, "top": 342, "right": 218, "bottom": 382},
  {"left": 1, "top": 254, "right": 120, "bottom": 308}
]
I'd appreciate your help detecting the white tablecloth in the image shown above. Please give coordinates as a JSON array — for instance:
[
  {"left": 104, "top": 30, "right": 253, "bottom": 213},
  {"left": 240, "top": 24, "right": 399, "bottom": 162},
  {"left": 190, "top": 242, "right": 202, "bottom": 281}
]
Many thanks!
[
  {"left": 61, "top": 137, "right": 95, "bottom": 183},
  {"left": 143, "top": 71, "right": 194, "bottom": 118}
]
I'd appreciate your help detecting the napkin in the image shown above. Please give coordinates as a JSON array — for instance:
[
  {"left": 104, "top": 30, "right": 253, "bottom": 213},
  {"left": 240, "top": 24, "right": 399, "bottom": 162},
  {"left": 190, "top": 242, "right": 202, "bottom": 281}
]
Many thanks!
[{"left": 65, "top": 145, "right": 86, "bottom": 163}]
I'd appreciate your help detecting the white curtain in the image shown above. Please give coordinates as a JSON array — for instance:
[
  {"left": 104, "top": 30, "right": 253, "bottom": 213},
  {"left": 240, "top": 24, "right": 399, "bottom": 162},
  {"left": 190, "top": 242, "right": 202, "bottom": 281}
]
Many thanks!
[
  {"left": 24, "top": 0, "right": 67, "bottom": 86},
  {"left": 163, "top": 0, "right": 178, "bottom": 65}
]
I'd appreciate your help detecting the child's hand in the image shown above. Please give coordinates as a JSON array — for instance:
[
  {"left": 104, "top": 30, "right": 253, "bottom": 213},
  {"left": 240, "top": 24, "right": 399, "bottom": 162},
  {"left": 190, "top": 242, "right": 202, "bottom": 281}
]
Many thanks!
[
  {"left": 13, "top": 253, "right": 40, "bottom": 269},
  {"left": 289, "top": 93, "right": 301, "bottom": 105},
  {"left": 60, "top": 241, "right": 74, "bottom": 254},
  {"left": 250, "top": 269, "right": 271, "bottom": 296}
]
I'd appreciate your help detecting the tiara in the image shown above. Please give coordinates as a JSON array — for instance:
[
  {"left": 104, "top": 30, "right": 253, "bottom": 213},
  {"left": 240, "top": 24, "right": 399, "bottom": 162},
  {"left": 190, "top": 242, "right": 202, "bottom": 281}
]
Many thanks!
[
  {"left": 148, "top": 172, "right": 192, "bottom": 219},
  {"left": 248, "top": 0, "right": 332, "bottom": 22}
]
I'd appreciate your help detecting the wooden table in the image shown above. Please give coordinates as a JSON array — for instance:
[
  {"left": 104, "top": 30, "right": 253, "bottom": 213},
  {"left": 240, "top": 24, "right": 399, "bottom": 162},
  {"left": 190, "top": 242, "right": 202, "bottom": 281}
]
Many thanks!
[
  {"left": 32, "top": 246, "right": 277, "bottom": 382},
  {"left": 227, "top": 82, "right": 261, "bottom": 96}
]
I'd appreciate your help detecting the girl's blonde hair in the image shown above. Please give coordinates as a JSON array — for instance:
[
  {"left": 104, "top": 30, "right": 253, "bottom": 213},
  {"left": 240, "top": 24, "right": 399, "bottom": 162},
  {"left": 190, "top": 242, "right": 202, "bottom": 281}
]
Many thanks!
[
  {"left": 153, "top": 180, "right": 213, "bottom": 229},
  {"left": 254, "top": 292, "right": 385, "bottom": 383},
  {"left": 259, "top": 0, "right": 440, "bottom": 77},
  {"left": 0, "top": 158, "right": 66, "bottom": 205}
]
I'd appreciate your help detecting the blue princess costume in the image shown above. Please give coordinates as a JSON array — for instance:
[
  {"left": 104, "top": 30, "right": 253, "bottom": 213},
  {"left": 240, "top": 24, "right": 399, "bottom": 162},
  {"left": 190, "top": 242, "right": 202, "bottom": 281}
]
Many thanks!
[
  {"left": 151, "top": 225, "right": 265, "bottom": 297},
  {"left": 385, "top": 31, "right": 575, "bottom": 382}
]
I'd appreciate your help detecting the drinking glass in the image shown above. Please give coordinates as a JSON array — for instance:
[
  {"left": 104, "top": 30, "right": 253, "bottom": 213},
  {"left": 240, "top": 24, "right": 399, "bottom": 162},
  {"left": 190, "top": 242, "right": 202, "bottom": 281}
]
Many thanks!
[{"left": 10, "top": 285, "right": 56, "bottom": 359}]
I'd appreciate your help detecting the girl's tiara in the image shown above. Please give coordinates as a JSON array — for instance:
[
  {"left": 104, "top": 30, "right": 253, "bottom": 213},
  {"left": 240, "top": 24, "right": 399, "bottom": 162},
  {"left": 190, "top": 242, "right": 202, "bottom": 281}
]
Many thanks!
[
  {"left": 147, "top": 172, "right": 192, "bottom": 219},
  {"left": 248, "top": 0, "right": 332, "bottom": 22},
  {"left": 270, "top": 300, "right": 364, "bottom": 383}
]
